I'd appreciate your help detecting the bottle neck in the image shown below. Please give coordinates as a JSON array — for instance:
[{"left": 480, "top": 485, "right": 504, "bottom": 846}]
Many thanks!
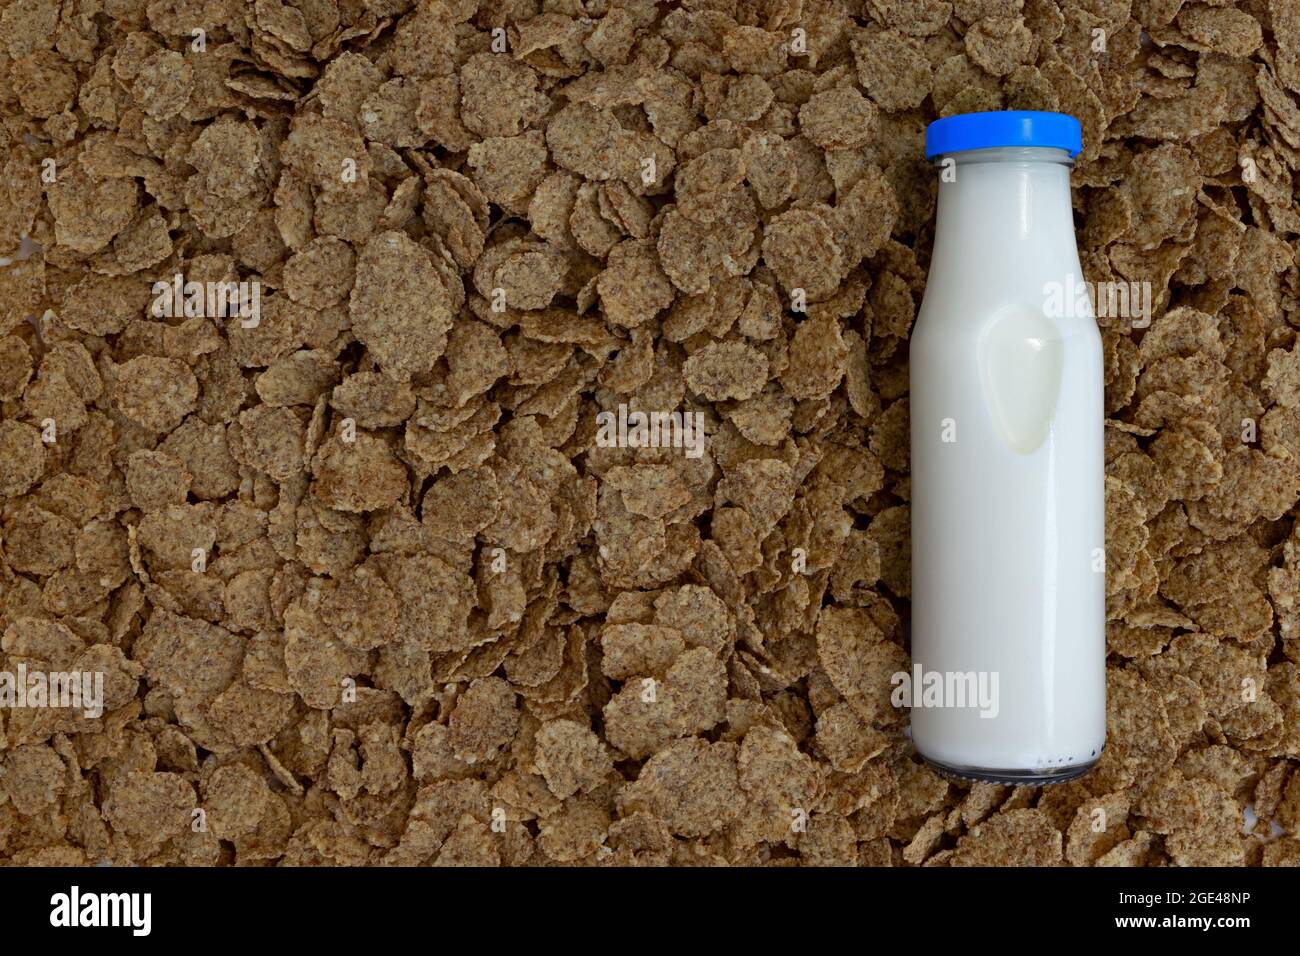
[{"left": 932, "top": 149, "right": 1077, "bottom": 267}]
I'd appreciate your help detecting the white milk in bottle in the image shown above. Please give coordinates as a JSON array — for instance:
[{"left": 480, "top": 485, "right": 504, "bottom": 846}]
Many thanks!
[{"left": 908, "top": 111, "right": 1106, "bottom": 784}]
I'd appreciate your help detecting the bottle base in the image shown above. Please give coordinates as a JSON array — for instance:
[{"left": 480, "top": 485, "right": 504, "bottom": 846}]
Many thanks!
[{"left": 919, "top": 753, "right": 1101, "bottom": 787}]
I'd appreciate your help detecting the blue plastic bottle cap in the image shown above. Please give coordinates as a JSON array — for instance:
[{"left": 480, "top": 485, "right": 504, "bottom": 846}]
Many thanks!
[{"left": 924, "top": 110, "right": 1082, "bottom": 160}]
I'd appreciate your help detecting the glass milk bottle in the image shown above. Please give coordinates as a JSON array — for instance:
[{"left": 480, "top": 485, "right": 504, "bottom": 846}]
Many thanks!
[{"left": 908, "top": 112, "right": 1106, "bottom": 784}]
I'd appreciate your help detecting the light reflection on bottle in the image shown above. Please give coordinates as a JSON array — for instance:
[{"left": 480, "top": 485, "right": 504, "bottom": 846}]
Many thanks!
[{"left": 978, "top": 305, "right": 1064, "bottom": 455}]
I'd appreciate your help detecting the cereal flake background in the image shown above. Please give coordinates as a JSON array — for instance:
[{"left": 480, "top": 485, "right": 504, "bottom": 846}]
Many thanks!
[{"left": 0, "top": 0, "right": 1299, "bottom": 867}]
